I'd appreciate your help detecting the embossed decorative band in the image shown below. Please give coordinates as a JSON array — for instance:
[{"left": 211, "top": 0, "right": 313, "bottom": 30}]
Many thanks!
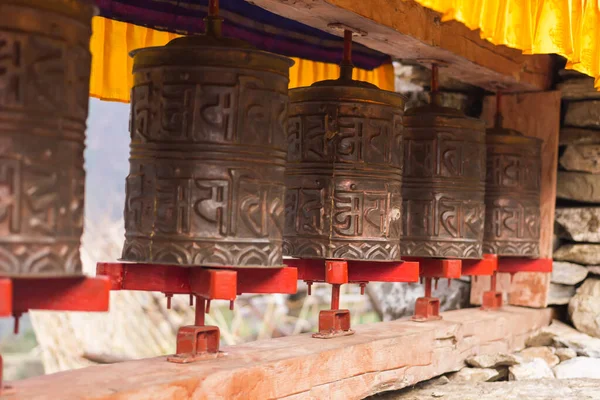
[
  {"left": 121, "top": 39, "right": 293, "bottom": 268},
  {"left": 483, "top": 129, "right": 542, "bottom": 257},
  {"left": 401, "top": 106, "right": 487, "bottom": 260},
  {"left": 284, "top": 84, "right": 406, "bottom": 261},
  {"left": 0, "top": 0, "right": 95, "bottom": 277}
]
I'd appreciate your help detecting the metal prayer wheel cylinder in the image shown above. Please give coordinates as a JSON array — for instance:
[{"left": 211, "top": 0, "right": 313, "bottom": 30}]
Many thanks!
[
  {"left": 284, "top": 80, "right": 406, "bottom": 261},
  {"left": 121, "top": 34, "right": 293, "bottom": 268},
  {"left": 401, "top": 100, "right": 486, "bottom": 259},
  {"left": 0, "top": 0, "right": 96, "bottom": 276},
  {"left": 483, "top": 125, "right": 542, "bottom": 257}
]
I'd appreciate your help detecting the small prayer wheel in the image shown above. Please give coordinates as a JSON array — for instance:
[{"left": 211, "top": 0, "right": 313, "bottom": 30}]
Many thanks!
[
  {"left": 483, "top": 93, "right": 542, "bottom": 257},
  {"left": 401, "top": 63, "right": 486, "bottom": 259},
  {"left": 0, "top": 0, "right": 96, "bottom": 276},
  {"left": 284, "top": 30, "right": 406, "bottom": 261},
  {"left": 121, "top": 8, "right": 293, "bottom": 267}
]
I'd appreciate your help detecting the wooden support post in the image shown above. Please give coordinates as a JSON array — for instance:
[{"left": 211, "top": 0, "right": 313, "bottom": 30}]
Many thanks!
[
  {"left": 471, "top": 91, "right": 561, "bottom": 308},
  {"left": 250, "top": 0, "right": 553, "bottom": 92},
  {"left": 11, "top": 307, "right": 552, "bottom": 399}
]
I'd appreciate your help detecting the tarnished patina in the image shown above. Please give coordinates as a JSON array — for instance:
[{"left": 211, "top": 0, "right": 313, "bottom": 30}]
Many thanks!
[
  {"left": 0, "top": 0, "right": 96, "bottom": 276},
  {"left": 284, "top": 51, "right": 406, "bottom": 261},
  {"left": 121, "top": 15, "right": 293, "bottom": 268},
  {"left": 402, "top": 89, "right": 486, "bottom": 259},
  {"left": 483, "top": 106, "right": 542, "bottom": 257}
]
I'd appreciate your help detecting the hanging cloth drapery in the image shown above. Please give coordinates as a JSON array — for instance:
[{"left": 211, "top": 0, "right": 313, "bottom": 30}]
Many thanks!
[
  {"left": 416, "top": 0, "right": 600, "bottom": 89},
  {"left": 89, "top": 0, "right": 395, "bottom": 102}
]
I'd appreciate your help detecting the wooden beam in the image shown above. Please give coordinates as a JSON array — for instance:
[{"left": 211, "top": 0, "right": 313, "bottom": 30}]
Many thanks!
[
  {"left": 12, "top": 307, "right": 552, "bottom": 399},
  {"left": 250, "top": 0, "right": 553, "bottom": 92},
  {"left": 471, "top": 91, "right": 561, "bottom": 308}
]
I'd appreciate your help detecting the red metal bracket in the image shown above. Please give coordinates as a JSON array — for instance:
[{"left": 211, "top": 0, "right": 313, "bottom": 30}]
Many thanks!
[
  {"left": 284, "top": 258, "right": 419, "bottom": 337},
  {"left": 462, "top": 254, "right": 498, "bottom": 276},
  {"left": 0, "top": 278, "right": 12, "bottom": 317},
  {"left": 497, "top": 258, "right": 553, "bottom": 275},
  {"left": 96, "top": 262, "right": 298, "bottom": 362},
  {"left": 403, "top": 258, "right": 462, "bottom": 322},
  {"left": 0, "top": 276, "right": 110, "bottom": 334}
]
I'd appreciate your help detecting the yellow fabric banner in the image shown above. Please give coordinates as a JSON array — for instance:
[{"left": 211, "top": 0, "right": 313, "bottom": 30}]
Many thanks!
[
  {"left": 89, "top": 18, "right": 395, "bottom": 103},
  {"left": 416, "top": 0, "right": 600, "bottom": 89}
]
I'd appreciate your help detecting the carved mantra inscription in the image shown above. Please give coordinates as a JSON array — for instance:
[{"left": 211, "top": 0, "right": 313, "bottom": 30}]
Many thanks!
[
  {"left": 0, "top": 2, "right": 93, "bottom": 276},
  {"left": 284, "top": 97, "right": 404, "bottom": 261},
  {"left": 483, "top": 142, "right": 541, "bottom": 257},
  {"left": 122, "top": 61, "right": 290, "bottom": 267},
  {"left": 402, "top": 127, "right": 486, "bottom": 259}
]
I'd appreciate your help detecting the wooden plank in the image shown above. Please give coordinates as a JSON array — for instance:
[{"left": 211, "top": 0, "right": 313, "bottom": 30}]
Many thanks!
[
  {"left": 471, "top": 91, "right": 561, "bottom": 308},
  {"left": 250, "top": 0, "right": 553, "bottom": 92},
  {"left": 11, "top": 306, "right": 552, "bottom": 400}
]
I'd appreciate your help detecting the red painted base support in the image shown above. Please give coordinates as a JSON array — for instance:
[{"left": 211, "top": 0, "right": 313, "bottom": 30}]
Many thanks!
[
  {"left": 97, "top": 262, "right": 298, "bottom": 363},
  {"left": 403, "top": 258, "right": 462, "bottom": 322},
  {"left": 313, "top": 309, "right": 354, "bottom": 339},
  {"left": 284, "top": 258, "right": 420, "bottom": 338},
  {"left": 412, "top": 295, "right": 441, "bottom": 322}
]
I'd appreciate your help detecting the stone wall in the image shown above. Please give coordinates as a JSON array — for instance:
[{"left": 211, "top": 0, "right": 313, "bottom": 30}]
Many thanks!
[{"left": 553, "top": 71, "right": 600, "bottom": 337}]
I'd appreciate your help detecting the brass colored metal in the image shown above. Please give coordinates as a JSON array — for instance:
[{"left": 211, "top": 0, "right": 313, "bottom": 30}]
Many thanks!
[
  {"left": 284, "top": 31, "right": 406, "bottom": 261},
  {"left": 0, "top": 0, "right": 96, "bottom": 276},
  {"left": 121, "top": 10, "right": 294, "bottom": 268},
  {"left": 483, "top": 94, "right": 542, "bottom": 257},
  {"left": 402, "top": 65, "right": 486, "bottom": 259}
]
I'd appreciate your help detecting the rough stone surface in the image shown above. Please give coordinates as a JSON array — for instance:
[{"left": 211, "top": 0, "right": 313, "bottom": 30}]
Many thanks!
[
  {"left": 554, "top": 244, "right": 600, "bottom": 265},
  {"left": 372, "top": 379, "right": 600, "bottom": 400},
  {"left": 559, "top": 127, "right": 600, "bottom": 146},
  {"left": 560, "top": 145, "right": 600, "bottom": 173},
  {"left": 556, "top": 172, "right": 600, "bottom": 203},
  {"left": 555, "top": 208, "right": 600, "bottom": 243},
  {"left": 533, "top": 319, "right": 600, "bottom": 357},
  {"left": 553, "top": 357, "right": 600, "bottom": 379},
  {"left": 466, "top": 353, "right": 522, "bottom": 369},
  {"left": 448, "top": 367, "right": 502, "bottom": 383},
  {"left": 517, "top": 346, "right": 559, "bottom": 367},
  {"left": 508, "top": 359, "right": 554, "bottom": 381},
  {"left": 587, "top": 266, "right": 600, "bottom": 276},
  {"left": 569, "top": 278, "right": 600, "bottom": 338},
  {"left": 555, "top": 348, "right": 577, "bottom": 362},
  {"left": 551, "top": 261, "right": 588, "bottom": 285},
  {"left": 548, "top": 283, "right": 576, "bottom": 305},
  {"left": 557, "top": 77, "right": 600, "bottom": 101},
  {"left": 564, "top": 100, "right": 600, "bottom": 129}
]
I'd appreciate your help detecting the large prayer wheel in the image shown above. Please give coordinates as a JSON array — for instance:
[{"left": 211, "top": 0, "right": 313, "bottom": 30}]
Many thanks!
[
  {"left": 401, "top": 67, "right": 486, "bottom": 259},
  {"left": 0, "top": 0, "right": 96, "bottom": 276},
  {"left": 121, "top": 15, "right": 293, "bottom": 268},
  {"left": 284, "top": 36, "right": 405, "bottom": 261},
  {"left": 483, "top": 100, "right": 542, "bottom": 257}
]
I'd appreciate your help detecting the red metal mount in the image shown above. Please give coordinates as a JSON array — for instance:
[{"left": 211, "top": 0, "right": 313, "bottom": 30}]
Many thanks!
[
  {"left": 96, "top": 262, "right": 298, "bottom": 362},
  {"left": 402, "top": 258, "right": 462, "bottom": 322},
  {"left": 462, "top": 254, "right": 502, "bottom": 311},
  {"left": 498, "top": 258, "right": 553, "bottom": 276},
  {"left": 0, "top": 275, "right": 109, "bottom": 395},
  {"left": 0, "top": 276, "right": 110, "bottom": 333},
  {"left": 284, "top": 258, "right": 420, "bottom": 338}
]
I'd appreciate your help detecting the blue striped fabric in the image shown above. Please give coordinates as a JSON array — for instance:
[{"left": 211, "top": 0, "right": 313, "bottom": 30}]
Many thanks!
[{"left": 95, "top": 0, "right": 391, "bottom": 70}]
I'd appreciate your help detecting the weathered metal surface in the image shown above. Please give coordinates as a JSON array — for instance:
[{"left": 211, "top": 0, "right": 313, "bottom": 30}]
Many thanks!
[
  {"left": 483, "top": 126, "right": 542, "bottom": 257},
  {"left": 402, "top": 102, "right": 486, "bottom": 259},
  {"left": 121, "top": 35, "right": 293, "bottom": 268},
  {"left": 284, "top": 82, "right": 406, "bottom": 261},
  {"left": 0, "top": 0, "right": 95, "bottom": 277}
]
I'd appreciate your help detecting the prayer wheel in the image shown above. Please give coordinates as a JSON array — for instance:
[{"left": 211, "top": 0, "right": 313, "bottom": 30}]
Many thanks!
[
  {"left": 0, "top": 0, "right": 96, "bottom": 276},
  {"left": 283, "top": 31, "right": 405, "bottom": 261},
  {"left": 121, "top": 10, "right": 293, "bottom": 268},
  {"left": 483, "top": 94, "right": 542, "bottom": 256},
  {"left": 401, "top": 64, "right": 486, "bottom": 259}
]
